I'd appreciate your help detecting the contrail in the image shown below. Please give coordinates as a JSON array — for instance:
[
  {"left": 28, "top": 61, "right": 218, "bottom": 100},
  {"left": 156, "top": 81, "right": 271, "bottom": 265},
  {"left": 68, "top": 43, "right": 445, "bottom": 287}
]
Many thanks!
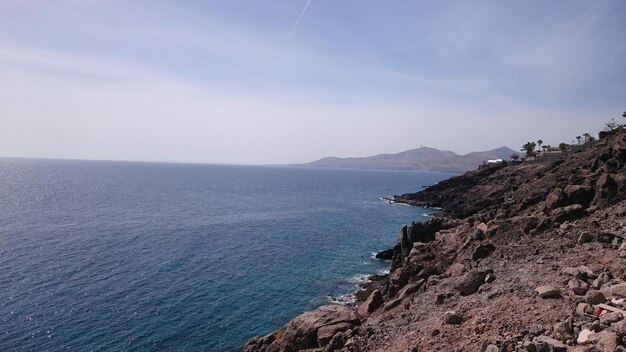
[{"left": 288, "top": 0, "right": 312, "bottom": 41}]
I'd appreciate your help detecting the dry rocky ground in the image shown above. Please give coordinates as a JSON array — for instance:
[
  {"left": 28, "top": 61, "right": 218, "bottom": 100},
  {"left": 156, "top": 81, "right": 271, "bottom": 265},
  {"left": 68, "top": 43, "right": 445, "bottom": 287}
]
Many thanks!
[{"left": 245, "top": 130, "right": 626, "bottom": 352}]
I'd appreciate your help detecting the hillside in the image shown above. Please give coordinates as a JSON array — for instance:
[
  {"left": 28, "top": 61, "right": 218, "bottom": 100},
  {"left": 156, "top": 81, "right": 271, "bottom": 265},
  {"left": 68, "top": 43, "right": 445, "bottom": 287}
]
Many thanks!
[
  {"left": 246, "top": 130, "right": 626, "bottom": 352},
  {"left": 299, "top": 146, "right": 518, "bottom": 173}
]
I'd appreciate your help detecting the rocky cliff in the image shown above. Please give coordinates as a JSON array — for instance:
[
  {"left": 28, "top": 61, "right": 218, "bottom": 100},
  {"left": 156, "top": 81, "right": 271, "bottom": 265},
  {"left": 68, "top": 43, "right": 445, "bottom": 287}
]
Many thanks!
[{"left": 245, "top": 130, "right": 626, "bottom": 352}]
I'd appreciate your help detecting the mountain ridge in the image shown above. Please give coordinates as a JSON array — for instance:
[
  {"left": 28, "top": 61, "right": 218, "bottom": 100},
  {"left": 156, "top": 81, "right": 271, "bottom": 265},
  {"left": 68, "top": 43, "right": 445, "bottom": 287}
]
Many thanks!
[{"left": 298, "top": 146, "right": 519, "bottom": 173}]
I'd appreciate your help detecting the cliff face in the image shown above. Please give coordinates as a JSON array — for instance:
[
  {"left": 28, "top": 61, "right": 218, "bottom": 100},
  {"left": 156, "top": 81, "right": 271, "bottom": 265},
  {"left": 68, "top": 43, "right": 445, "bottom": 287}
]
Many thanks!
[{"left": 245, "top": 131, "right": 626, "bottom": 352}]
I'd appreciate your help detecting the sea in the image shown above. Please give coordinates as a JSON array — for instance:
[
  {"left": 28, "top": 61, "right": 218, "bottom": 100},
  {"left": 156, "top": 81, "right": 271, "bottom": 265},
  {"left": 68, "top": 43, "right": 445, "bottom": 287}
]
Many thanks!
[{"left": 0, "top": 158, "right": 453, "bottom": 351}]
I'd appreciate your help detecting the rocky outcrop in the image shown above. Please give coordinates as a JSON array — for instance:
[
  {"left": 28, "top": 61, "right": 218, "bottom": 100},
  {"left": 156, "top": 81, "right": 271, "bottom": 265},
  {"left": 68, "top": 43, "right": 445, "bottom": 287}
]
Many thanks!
[
  {"left": 245, "top": 130, "right": 626, "bottom": 352},
  {"left": 244, "top": 305, "right": 360, "bottom": 352}
]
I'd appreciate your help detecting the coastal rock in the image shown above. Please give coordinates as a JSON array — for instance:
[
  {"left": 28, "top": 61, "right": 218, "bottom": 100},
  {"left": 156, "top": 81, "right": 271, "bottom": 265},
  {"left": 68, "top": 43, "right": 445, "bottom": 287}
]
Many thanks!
[
  {"left": 244, "top": 305, "right": 360, "bottom": 352},
  {"left": 358, "top": 290, "right": 383, "bottom": 317},
  {"left": 387, "top": 269, "right": 409, "bottom": 297},
  {"left": 454, "top": 269, "right": 493, "bottom": 296},
  {"left": 384, "top": 280, "right": 424, "bottom": 311},
  {"left": 375, "top": 248, "right": 394, "bottom": 260}
]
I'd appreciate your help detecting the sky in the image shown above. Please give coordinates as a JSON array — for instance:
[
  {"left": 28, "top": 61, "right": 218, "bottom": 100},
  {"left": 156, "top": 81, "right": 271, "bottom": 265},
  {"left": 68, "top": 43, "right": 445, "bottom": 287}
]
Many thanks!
[{"left": 1, "top": 0, "right": 625, "bottom": 164}]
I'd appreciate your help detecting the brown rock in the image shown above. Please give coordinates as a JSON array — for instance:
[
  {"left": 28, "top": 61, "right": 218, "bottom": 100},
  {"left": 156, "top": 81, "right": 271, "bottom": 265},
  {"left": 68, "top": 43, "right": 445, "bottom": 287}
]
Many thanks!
[
  {"left": 553, "top": 319, "right": 573, "bottom": 341},
  {"left": 317, "top": 322, "right": 352, "bottom": 347},
  {"left": 472, "top": 243, "right": 496, "bottom": 261},
  {"left": 585, "top": 290, "right": 607, "bottom": 305},
  {"left": 442, "top": 310, "right": 463, "bottom": 325},
  {"left": 610, "top": 283, "right": 626, "bottom": 298},
  {"left": 563, "top": 184, "right": 595, "bottom": 207},
  {"left": 569, "top": 279, "right": 589, "bottom": 295},
  {"left": 455, "top": 269, "right": 493, "bottom": 296},
  {"left": 597, "top": 331, "right": 619, "bottom": 351},
  {"left": 576, "top": 303, "right": 590, "bottom": 317},
  {"left": 535, "top": 285, "right": 561, "bottom": 299},
  {"left": 599, "top": 312, "right": 622, "bottom": 325},
  {"left": 533, "top": 335, "right": 567, "bottom": 351},
  {"left": 276, "top": 305, "right": 360, "bottom": 351},
  {"left": 357, "top": 290, "right": 383, "bottom": 317},
  {"left": 544, "top": 188, "right": 563, "bottom": 213},
  {"left": 551, "top": 204, "right": 585, "bottom": 223}
]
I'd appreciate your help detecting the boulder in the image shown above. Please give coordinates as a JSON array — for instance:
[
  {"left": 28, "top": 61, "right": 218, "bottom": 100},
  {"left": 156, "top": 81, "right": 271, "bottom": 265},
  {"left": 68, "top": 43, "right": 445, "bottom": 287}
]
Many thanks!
[
  {"left": 553, "top": 319, "right": 573, "bottom": 341},
  {"left": 324, "top": 331, "right": 347, "bottom": 352},
  {"left": 317, "top": 323, "right": 352, "bottom": 347},
  {"left": 387, "top": 269, "right": 409, "bottom": 297},
  {"left": 357, "top": 290, "right": 383, "bottom": 317},
  {"left": 575, "top": 303, "right": 590, "bottom": 317},
  {"left": 455, "top": 269, "right": 493, "bottom": 296},
  {"left": 551, "top": 204, "right": 585, "bottom": 223},
  {"left": 610, "top": 283, "right": 626, "bottom": 298},
  {"left": 599, "top": 312, "right": 622, "bottom": 325},
  {"left": 533, "top": 335, "right": 567, "bottom": 351},
  {"left": 544, "top": 188, "right": 564, "bottom": 213},
  {"left": 472, "top": 243, "right": 496, "bottom": 261},
  {"left": 596, "top": 173, "right": 618, "bottom": 201},
  {"left": 383, "top": 280, "right": 424, "bottom": 311},
  {"left": 563, "top": 184, "right": 595, "bottom": 207},
  {"left": 597, "top": 331, "right": 619, "bottom": 352},
  {"left": 568, "top": 279, "right": 588, "bottom": 295},
  {"left": 562, "top": 266, "right": 583, "bottom": 278},
  {"left": 267, "top": 305, "right": 360, "bottom": 351},
  {"left": 585, "top": 290, "right": 607, "bottom": 305},
  {"left": 577, "top": 265, "right": 598, "bottom": 279},
  {"left": 442, "top": 310, "right": 463, "bottom": 325},
  {"left": 535, "top": 285, "right": 560, "bottom": 299}
]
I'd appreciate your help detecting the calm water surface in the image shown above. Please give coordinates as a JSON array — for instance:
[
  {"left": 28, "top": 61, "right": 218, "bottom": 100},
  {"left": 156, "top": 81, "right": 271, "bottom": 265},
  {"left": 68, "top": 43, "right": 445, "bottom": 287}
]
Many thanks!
[{"left": 0, "top": 159, "right": 452, "bottom": 351}]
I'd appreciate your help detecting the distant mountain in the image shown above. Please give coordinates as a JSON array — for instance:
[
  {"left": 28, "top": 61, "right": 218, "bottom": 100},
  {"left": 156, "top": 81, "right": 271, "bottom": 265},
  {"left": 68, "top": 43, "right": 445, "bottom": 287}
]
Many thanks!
[{"left": 298, "top": 146, "right": 519, "bottom": 173}]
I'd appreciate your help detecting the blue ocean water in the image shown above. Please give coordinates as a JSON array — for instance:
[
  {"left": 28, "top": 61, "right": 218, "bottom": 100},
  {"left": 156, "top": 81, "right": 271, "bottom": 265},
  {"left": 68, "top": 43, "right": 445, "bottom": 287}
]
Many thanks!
[{"left": 0, "top": 159, "right": 452, "bottom": 351}]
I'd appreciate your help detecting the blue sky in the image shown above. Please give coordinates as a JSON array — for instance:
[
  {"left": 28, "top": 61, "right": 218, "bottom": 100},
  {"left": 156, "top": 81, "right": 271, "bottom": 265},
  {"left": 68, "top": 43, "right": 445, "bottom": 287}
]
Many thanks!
[{"left": 1, "top": 0, "right": 625, "bottom": 164}]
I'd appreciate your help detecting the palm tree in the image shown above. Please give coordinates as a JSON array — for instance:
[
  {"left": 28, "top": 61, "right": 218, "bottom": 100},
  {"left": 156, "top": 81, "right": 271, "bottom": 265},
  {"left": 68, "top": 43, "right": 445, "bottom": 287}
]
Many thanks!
[
  {"left": 576, "top": 136, "right": 582, "bottom": 145},
  {"left": 537, "top": 139, "right": 543, "bottom": 152},
  {"left": 521, "top": 142, "right": 536, "bottom": 157},
  {"left": 583, "top": 133, "right": 591, "bottom": 144}
]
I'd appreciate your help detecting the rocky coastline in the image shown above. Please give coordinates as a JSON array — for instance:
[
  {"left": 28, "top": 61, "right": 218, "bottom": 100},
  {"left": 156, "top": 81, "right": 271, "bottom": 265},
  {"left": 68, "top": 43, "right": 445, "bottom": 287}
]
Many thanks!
[{"left": 245, "top": 130, "right": 626, "bottom": 352}]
